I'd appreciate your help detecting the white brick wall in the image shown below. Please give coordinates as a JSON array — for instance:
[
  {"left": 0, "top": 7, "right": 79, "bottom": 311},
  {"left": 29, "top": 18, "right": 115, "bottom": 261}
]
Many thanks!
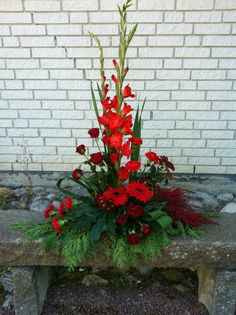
[{"left": 0, "top": 0, "right": 236, "bottom": 174}]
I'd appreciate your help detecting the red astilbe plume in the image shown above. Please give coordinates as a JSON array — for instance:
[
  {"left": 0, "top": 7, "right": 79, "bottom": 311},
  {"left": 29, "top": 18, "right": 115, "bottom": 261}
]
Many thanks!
[{"left": 156, "top": 187, "right": 211, "bottom": 228}]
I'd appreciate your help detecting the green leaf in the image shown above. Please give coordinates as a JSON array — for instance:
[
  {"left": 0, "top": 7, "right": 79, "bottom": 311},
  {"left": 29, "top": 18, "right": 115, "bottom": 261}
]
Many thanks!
[
  {"left": 97, "top": 83, "right": 103, "bottom": 101},
  {"left": 157, "top": 215, "right": 173, "bottom": 229},
  {"left": 148, "top": 209, "right": 166, "bottom": 221},
  {"left": 89, "top": 216, "right": 106, "bottom": 242}
]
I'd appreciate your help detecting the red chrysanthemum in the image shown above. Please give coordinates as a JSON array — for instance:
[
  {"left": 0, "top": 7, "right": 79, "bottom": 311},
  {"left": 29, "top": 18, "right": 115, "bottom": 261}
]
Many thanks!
[
  {"left": 116, "top": 213, "right": 128, "bottom": 225},
  {"left": 44, "top": 204, "right": 55, "bottom": 218},
  {"left": 88, "top": 128, "right": 99, "bottom": 138},
  {"left": 145, "top": 151, "right": 159, "bottom": 164},
  {"left": 127, "top": 233, "right": 140, "bottom": 245},
  {"left": 127, "top": 204, "right": 144, "bottom": 218},
  {"left": 125, "top": 160, "right": 141, "bottom": 172},
  {"left": 76, "top": 144, "right": 86, "bottom": 155},
  {"left": 52, "top": 217, "right": 62, "bottom": 233},
  {"left": 118, "top": 166, "right": 129, "bottom": 181},
  {"left": 103, "top": 186, "right": 128, "bottom": 206},
  {"left": 90, "top": 152, "right": 104, "bottom": 165},
  {"left": 126, "top": 181, "right": 154, "bottom": 203},
  {"left": 123, "top": 84, "right": 135, "bottom": 98},
  {"left": 95, "top": 193, "right": 115, "bottom": 212}
]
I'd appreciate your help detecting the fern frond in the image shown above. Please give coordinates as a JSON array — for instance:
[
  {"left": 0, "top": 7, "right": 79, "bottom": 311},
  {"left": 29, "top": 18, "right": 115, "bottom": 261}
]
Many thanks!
[{"left": 13, "top": 222, "right": 52, "bottom": 240}]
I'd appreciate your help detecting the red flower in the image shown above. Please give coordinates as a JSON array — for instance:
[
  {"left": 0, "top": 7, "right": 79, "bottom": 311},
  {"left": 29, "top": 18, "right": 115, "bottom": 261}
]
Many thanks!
[
  {"left": 109, "top": 132, "right": 123, "bottom": 148},
  {"left": 130, "top": 136, "right": 142, "bottom": 146},
  {"left": 90, "top": 152, "right": 104, "bottom": 165},
  {"left": 127, "top": 204, "right": 144, "bottom": 218},
  {"left": 103, "top": 186, "right": 128, "bottom": 206},
  {"left": 123, "top": 84, "right": 135, "bottom": 98},
  {"left": 76, "top": 144, "right": 86, "bottom": 155},
  {"left": 145, "top": 151, "right": 159, "bottom": 164},
  {"left": 127, "top": 233, "right": 140, "bottom": 245},
  {"left": 122, "top": 103, "right": 132, "bottom": 116},
  {"left": 101, "top": 96, "right": 118, "bottom": 111},
  {"left": 95, "top": 193, "right": 115, "bottom": 212},
  {"left": 141, "top": 225, "right": 152, "bottom": 235},
  {"left": 88, "top": 128, "right": 99, "bottom": 138},
  {"left": 52, "top": 217, "right": 62, "bottom": 233},
  {"left": 72, "top": 168, "right": 83, "bottom": 180},
  {"left": 160, "top": 155, "right": 175, "bottom": 171},
  {"left": 111, "top": 74, "right": 119, "bottom": 86},
  {"left": 58, "top": 202, "right": 65, "bottom": 217},
  {"left": 113, "top": 58, "right": 118, "bottom": 68},
  {"left": 125, "top": 160, "right": 141, "bottom": 172},
  {"left": 120, "top": 140, "right": 133, "bottom": 158},
  {"left": 123, "top": 66, "right": 129, "bottom": 76},
  {"left": 98, "top": 113, "right": 110, "bottom": 127},
  {"left": 44, "top": 205, "right": 55, "bottom": 218},
  {"left": 109, "top": 152, "right": 119, "bottom": 165},
  {"left": 126, "top": 181, "right": 154, "bottom": 203},
  {"left": 116, "top": 214, "right": 128, "bottom": 225},
  {"left": 118, "top": 166, "right": 129, "bottom": 181},
  {"left": 103, "top": 84, "right": 109, "bottom": 96},
  {"left": 122, "top": 115, "right": 133, "bottom": 135},
  {"left": 109, "top": 113, "right": 123, "bottom": 131},
  {"left": 65, "top": 197, "right": 73, "bottom": 210}
]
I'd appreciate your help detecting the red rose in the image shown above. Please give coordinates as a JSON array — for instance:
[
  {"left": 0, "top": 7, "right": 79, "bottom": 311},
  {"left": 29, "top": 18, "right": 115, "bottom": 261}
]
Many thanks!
[
  {"left": 118, "top": 166, "right": 129, "bottom": 181},
  {"left": 76, "top": 144, "right": 86, "bottom": 155},
  {"left": 116, "top": 214, "right": 128, "bottom": 225},
  {"left": 90, "top": 152, "right": 104, "bottom": 165},
  {"left": 123, "top": 84, "right": 135, "bottom": 98},
  {"left": 72, "top": 168, "right": 83, "bottom": 180},
  {"left": 88, "top": 128, "right": 99, "bottom": 138},
  {"left": 130, "top": 136, "right": 142, "bottom": 145},
  {"left": 52, "top": 218, "right": 62, "bottom": 233},
  {"left": 145, "top": 151, "right": 159, "bottom": 164},
  {"left": 65, "top": 197, "right": 73, "bottom": 210},
  {"left": 127, "top": 204, "right": 144, "bottom": 218},
  {"left": 125, "top": 160, "right": 141, "bottom": 172},
  {"left": 141, "top": 225, "right": 152, "bottom": 235},
  {"left": 127, "top": 233, "right": 140, "bottom": 245},
  {"left": 44, "top": 204, "right": 55, "bottom": 218}
]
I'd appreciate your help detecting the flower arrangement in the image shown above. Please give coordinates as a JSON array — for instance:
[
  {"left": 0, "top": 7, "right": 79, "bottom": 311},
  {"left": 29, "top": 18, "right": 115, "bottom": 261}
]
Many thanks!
[{"left": 15, "top": 0, "right": 211, "bottom": 271}]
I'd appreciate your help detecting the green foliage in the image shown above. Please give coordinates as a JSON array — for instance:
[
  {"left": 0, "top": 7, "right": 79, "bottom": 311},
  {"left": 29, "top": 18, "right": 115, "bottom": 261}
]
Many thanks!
[{"left": 13, "top": 222, "right": 52, "bottom": 240}]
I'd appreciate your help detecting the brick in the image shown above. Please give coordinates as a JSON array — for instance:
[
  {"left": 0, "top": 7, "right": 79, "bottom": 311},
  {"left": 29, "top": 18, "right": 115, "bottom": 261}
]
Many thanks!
[
  {"left": 189, "top": 157, "right": 220, "bottom": 165},
  {"left": 207, "top": 140, "right": 236, "bottom": 148},
  {"left": 52, "top": 110, "right": 83, "bottom": 119},
  {"left": 13, "top": 119, "right": 28, "bottom": 128},
  {"left": 177, "top": 0, "right": 213, "bottom": 10},
  {"left": 223, "top": 12, "right": 236, "bottom": 22},
  {"left": 33, "top": 13, "right": 68, "bottom": 24},
  {"left": 1, "top": 90, "right": 33, "bottom": 99},
  {"left": 25, "top": 1, "right": 60, "bottom": 11},
  {"left": 135, "top": 24, "right": 155, "bottom": 35},
  {"left": 0, "top": 120, "right": 12, "bottom": 127},
  {"left": 202, "top": 130, "right": 234, "bottom": 139},
  {"left": 221, "top": 158, "right": 236, "bottom": 166},
  {"left": 0, "top": 70, "right": 14, "bottom": 79},
  {"left": 68, "top": 91, "right": 93, "bottom": 100},
  {"left": 0, "top": 25, "right": 10, "bottom": 35},
  {"left": 27, "top": 147, "right": 56, "bottom": 155},
  {"left": 220, "top": 112, "right": 236, "bottom": 120},
  {"left": 156, "top": 24, "right": 193, "bottom": 34},
  {"left": 19, "top": 110, "right": 51, "bottom": 119},
  {"left": 6, "top": 59, "right": 39, "bottom": 69},
  {"left": 153, "top": 111, "right": 185, "bottom": 120},
  {"left": 62, "top": 0, "right": 98, "bottom": 11},
  {"left": 227, "top": 71, "right": 236, "bottom": 79},
  {"left": 15, "top": 70, "right": 49, "bottom": 79},
  {"left": 146, "top": 81, "right": 179, "bottom": 90},
  {"left": 175, "top": 47, "right": 210, "bottom": 57},
  {"left": 212, "top": 102, "right": 236, "bottom": 110},
  {"left": 3, "top": 37, "right": 19, "bottom": 47},
  {"left": 164, "top": 12, "right": 183, "bottom": 22},
  {"left": 216, "top": 149, "right": 236, "bottom": 157},
  {"left": 139, "top": 91, "right": 170, "bottom": 100},
  {"left": 32, "top": 48, "right": 65, "bottom": 58},
  {"left": 41, "top": 59, "right": 73, "bottom": 69},
  {"left": 212, "top": 48, "right": 236, "bottom": 57},
  {"left": 11, "top": 25, "right": 46, "bottom": 35},
  {"left": 83, "top": 24, "right": 118, "bottom": 35},
  {"left": 58, "top": 80, "right": 90, "bottom": 90},
  {"left": 40, "top": 129, "right": 71, "bottom": 137},
  {"left": 5, "top": 80, "right": 23, "bottom": 89},
  {"left": 57, "top": 36, "right": 91, "bottom": 47},
  {"left": 47, "top": 25, "right": 82, "bottom": 35},
  {"left": 215, "top": 0, "right": 236, "bottom": 9},
  {"left": 50, "top": 69, "right": 83, "bottom": 79},
  {"left": 24, "top": 80, "right": 57, "bottom": 90},
  {"left": 129, "top": 59, "right": 162, "bottom": 69},
  {"left": 34, "top": 90, "right": 66, "bottom": 100},
  {"left": 33, "top": 155, "right": 62, "bottom": 163},
  {"left": 0, "top": 49, "right": 30, "bottom": 58},
  {"left": 185, "top": 59, "right": 216, "bottom": 69},
  {"left": 172, "top": 91, "right": 204, "bottom": 100},
  {"left": 191, "top": 70, "right": 226, "bottom": 79},
  {"left": 180, "top": 81, "right": 197, "bottom": 90},
  {"left": 156, "top": 70, "right": 190, "bottom": 79},
  {"left": 226, "top": 167, "right": 236, "bottom": 174},
  {"left": 207, "top": 91, "right": 236, "bottom": 101},
  {"left": 29, "top": 119, "right": 60, "bottom": 128},
  {"left": 194, "top": 121, "right": 227, "bottom": 129},
  {"left": 0, "top": 0, "right": 22, "bottom": 11},
  {"left": 20, "top": 37, "right": 54, "bottom": 47},
  {"left": 0, "top": 13, "right": 31, "bottom": 23},
  {"left": 9, "top": 100, "right": 41, "bottom": 109},
  {"left": 184, "top": 36, "right": 201, "bottom": 46},
  {"left": 61, "top": 120, "right": 92, "bottom": 129},
  {"left": 185, "top": 12, "right": 221, "bottom": 22},
  {"left": 70, "top": 13, "right": 88, "bottom": 23},
  {"left": 138, "top": 0, "right": 175, "bottom": 10},
  {"left": 45, "top": 138, "right": 75, "bottom": 146},
  {"left": 13, "top": 137, "right": 44, "bottom": 146},
  {"left": 194, "top": 23, "right": 230, "bottom": 34},
  {"left": 149, "top": 36, "right": 183, "bottom": 46},
  {"left": 176, "top": 120, "right": 193, "bottom": 129},
  {"left": 7, "top": 128, "right": 38, "bottom": 137},
  {"left": 198, "top": 81, "right": 232, "bottom": 90},
  {"left": 183, "top": 148, "right": 214, "bottom": 156},
  {"left": 202, "top": 36, "right": 236, "bottom": 46},
  {"left": 42, "top": 100, "right": 74, "bottom": 109},
  {"left": 187, "top": 111, "right": 219, "bottom": 120},
  {"left": 159, "top": 101, "right": 176, "bottom": 110},
  {"left": 168, "top": 130, "right": 200, "bottom": 138},
  {"left": 143, "top": 120, "right": 175, "bottom": 129}
]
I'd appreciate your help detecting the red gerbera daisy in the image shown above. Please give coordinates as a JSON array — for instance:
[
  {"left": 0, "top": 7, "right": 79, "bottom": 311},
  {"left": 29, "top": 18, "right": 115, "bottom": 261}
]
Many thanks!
[
  {"left": 126, "top": 181, "right": 154, "bottom": 203},
  {"left": 103, "top": 186, "right": 128, "bottom": 206}
]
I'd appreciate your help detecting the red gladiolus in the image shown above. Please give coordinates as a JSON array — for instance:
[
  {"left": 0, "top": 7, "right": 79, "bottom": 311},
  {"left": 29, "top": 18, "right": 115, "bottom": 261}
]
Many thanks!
[
  {"left": 109, "top": 113, "right": 123, "bottom": 131},
  {"left": 58, "top": 202, "right": 65, "bottom": 217},
  {"left": 130, "top": 136, "right": 142, "bottom": 146},
  {"left": 127, "top": 233, "right": 140, "bottom": 245},
  {"left": 111, "top": 74, "right": 119, "bottom": 86},
  {"left": 125, "top": 160, "right": 141, "bottom": 172},
  {"left": 90, "top": 152, "right": 104, "bottom": 165},
  {"left": 116, "top": 214, "right": 128, "bottom": 225},
  {"left": 109, "top": 152, "right": 119, "bottom": 165},
  {"left": 120, "top": 140, "right": 133, "bottom": 158},
  {"left": 145, "top": 151, "right": 159, "bottom": 164},
  {"left": 118, "top": 166, "right": 129, "bottom": 181},
  {"left": 110, "top": 132, "right": 123, "bottom": 148},
  {"left": 123, "top": 66, "right": 129, "bottom": 76},
  {"left": 88, "top": 128, "right": 99, "bottom": 138},
  {"left": 52, "top": 217, "right": 62, "bottom": 233},
  {"left": 113, "top": 58, "right": 118, "bottom": 68},
  {"left": 44, "top": 204, "right": 55, "bottom": 218},
  {"left": 98, "top": 113, "right": 110, "bottom": 127},
  {"left": 122, "top": 103, "right": 132, "bottom": 116},
  {"left": 103, "top": 83, "right": 109, "bottom": 96},
  {"left": 126, "top": 181, "right": 154, "bottom": 203},
  {"left": 103, "top": 186, "right": 128, "bottom": 206},
  {"left": 123, "top": 84, "right": 135, "bottom": 98},
  {"left": 65, "top": 197, "right": 73, "bottom": 210},
  {"left": 101, "top": 96, "right": 118, "bottom": 111},
  {"left": 141, "top": 225, "right": 152, "bottom": 235},
  {"left": 72, "top": 168, "right": 83, "bottom": 180},
  {"left": 127, "top": 204, "right": 144, "bottom": 218},
  {"left": 76, "top": 144, "right": 86, "bottom": 155}
]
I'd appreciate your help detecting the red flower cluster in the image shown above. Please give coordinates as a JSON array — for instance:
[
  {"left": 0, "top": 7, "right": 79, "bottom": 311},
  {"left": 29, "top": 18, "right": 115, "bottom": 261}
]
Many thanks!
[{"left": 90, "top": 152, "right": 104, "bottom": 165}]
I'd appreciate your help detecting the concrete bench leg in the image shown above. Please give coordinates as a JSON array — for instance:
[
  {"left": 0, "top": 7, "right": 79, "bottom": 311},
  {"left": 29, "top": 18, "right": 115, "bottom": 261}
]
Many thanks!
[
  {"left": 11, "top": 266, "right": 52, "bottom": 315},
  {"left": 198, "top": 268, "right": 236, "bottom": 315}
]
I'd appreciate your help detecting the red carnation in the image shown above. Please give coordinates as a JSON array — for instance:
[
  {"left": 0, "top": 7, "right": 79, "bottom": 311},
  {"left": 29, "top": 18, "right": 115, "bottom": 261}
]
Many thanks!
[
  {"left": 145, "top": 151, "right": 159, "bottom": 164},
  {"left": 127, "top": 204, "right": 144, "bottom": 218},
  {"left": 116, "top": 214, "right": 128, "bottom": 225},
  {"left": 58, "top": 202, "right": 65, "bottom": 217},
  {"left": 130, "top": 136, "right": 142, "bottom": 146},
  {"left": 125, "top": 160, "right": 141, "bottom": 172},
  {"left": 118, "top": 166, "right": 129, "bottom": 181},
  {"left": 52, "top": 217, "right": 62, "bottom": 233},
  {"left": 65, "top": 197, "right": 73, "bottom": 210},
  {"left": 72, "top": 168, "right": 83, "bottom": 180},
  {"left": 76, "top": 144, "right": 86, "bottom": 155},
  {"left": 123, "top": 84, "right": 135, "bottom": 98},
  {"left": 103, "top": 186, "right": 128, "bottom": 206},
  {"left": 90, "top": 152, "right": 104, "bottom": 165},
  {"left": 141, "top": 225, "right": 152, "bottom": 235},
  {"left": 88, "top": 128, "right": 99, "bottom": 138},
  {"left": 44, "top": 204, "right": 55, "bottom": 218},
  {"left": 126, "top": 181, "right": 154, "bottom": 203},
  {"left": 127, "top": 233, "right": 140, "bottom": 245},
  {"left": 109, "top": 152, "right": 119, "bottom": 165}
]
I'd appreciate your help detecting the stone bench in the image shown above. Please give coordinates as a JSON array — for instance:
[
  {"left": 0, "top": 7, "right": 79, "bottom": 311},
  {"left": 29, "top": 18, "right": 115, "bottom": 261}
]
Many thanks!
[{"left": 0, "top": 210, "right": 235, "bottom": 315}]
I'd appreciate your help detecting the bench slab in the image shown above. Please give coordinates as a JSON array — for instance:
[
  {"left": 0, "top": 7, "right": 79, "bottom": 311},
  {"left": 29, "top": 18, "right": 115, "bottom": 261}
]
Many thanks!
[{"left": 0, "top": 210, "right": 235, "bottom": 269}]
